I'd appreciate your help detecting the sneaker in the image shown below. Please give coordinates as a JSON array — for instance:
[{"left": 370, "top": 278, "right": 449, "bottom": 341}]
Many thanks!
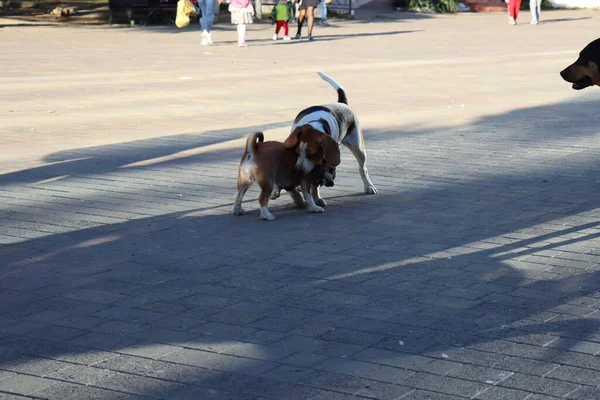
[
  {"left": 206, "top": 31, "right": 213, "bottom": 45},
  {"left": 201, "top": 31, "right": 209, "bottom": 46},
  {"left": 308, "top": 36, "right": 315, "bottom": 41},
  {"left": 508, "top": 16, "right": 516, "bottom": 25},
  {"left": 294, "top": 33, "right": 301, "bottom": 40},
  {"left": 283, "top": 35, "right": 291, "bottom": 41},
  {"left": 321, "top": 20, "right": 329, "bottom": 26},
  {"left": 530, "top": 19, "right": 539, "bottom": 24},
  {"left": 273, "top": 34, "right": 278, "bottom": 41},
  {"left": 238, "top": 41, "right": 247, "bottom": 47}
]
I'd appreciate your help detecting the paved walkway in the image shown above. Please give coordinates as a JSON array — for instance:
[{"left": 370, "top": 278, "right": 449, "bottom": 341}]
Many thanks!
[{"left": 1, "top": 9, "right": 600, "bottom": 400}]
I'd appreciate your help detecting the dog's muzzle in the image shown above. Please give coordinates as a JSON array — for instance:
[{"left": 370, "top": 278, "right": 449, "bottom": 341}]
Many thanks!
[{"left": 572, "top": 75, "right": 593, "bottom": 90}]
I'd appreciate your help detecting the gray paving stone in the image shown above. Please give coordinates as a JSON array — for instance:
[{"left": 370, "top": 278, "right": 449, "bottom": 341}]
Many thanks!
[
  {"left": 116, "top": 342, "right": 183, "bottom": 359},
  {"left": 0, "top": 393, "right": 35, "bottom": 400},
  {"left": 93, "top": 307, "right": 165, "bottom": 325},
  {"left": 191, "top": 322, "right": 258, "bottom": 340},
  {"left": 544, "top": 364, "right": 600, "bottom": 386},
  {"left": 446, "top": 365, "right": 513, "bottom": 385},
  {"left": 474, "top": 386, "right": 531, "bottom": 400},
  {"left": 0, "top": 373, "right": 56, "bottom": 395},
  {"left": 355, "top": 381, "right": 413, "bottom": 400},
  {"left": 399, "top": 390, "right": 464, "bottom": 400},
  {"left": 313, "top": 357, "right": 377, "bottom": 376},
  {"left": 280, "top": 352, "right": 330, "bottom": 367},
  {"left": 0, "top": 356, "right": 72, "bottom": 377},
  {"left": 30, "top": 381, "right": 141, "bottom": 400},
  {"left": 545, "top": 337, "right": 600, "bottom": 355},
  {"left": 47, "top": 365, "right": 116, "bottom": 385},
  {"left": 25, "top": 325, "right": 87, "bottom": 342},
  {"left": 248, "top": 317, "right": 304, "bottom": 333},
  {"left": 352, "top": 348, "right": 431, "bottom": 369},
  {"left": 259, "top": 364, "right": 314, "bottom": 383},
  {"left": 499, "top": 373, "right": 580, "bottom": 398},
  {"left": 67, "top": 332, "right": 140, "bottom": 351},
  {"left": 567, "top": 386, "right": 600, "bottom": 400},
  {"left": 396, "top": 372, "right": 490, "bottom": 398},
  {"left": 221, "top": 343, "right": 296, "bottom": 362}
]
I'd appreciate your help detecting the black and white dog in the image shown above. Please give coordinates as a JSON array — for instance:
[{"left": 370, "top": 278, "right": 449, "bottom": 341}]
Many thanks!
[{"left": 291, "top": 72, "right": 378, "bottom": 207}]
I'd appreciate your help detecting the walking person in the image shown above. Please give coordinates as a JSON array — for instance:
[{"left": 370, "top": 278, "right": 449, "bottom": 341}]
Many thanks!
[
  {"left": 320, "top": 0, "right": 329, "bottom": 25},
  {"left": 530, "top": 0, "right": 541, "bottom": 24},
  {"left": 294, "top": 0, "right": 318, "bottom": 41},
  {"left": 270, "top": 0, "right": 293, "bottom": 40},
  {"left": 507, "top": 0, "right": 522, "bottom": 25},
  {"left": 229, "top": 0, "right": 254, "bottom": 46},
  {"left": 198, "top": 0, "right": 221, "bottom": 45}
]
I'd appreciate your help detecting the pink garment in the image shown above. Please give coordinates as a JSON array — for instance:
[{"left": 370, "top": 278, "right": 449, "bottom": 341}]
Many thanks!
[{"left": 230, "top": 0, "right": 250, "bottom": 8}]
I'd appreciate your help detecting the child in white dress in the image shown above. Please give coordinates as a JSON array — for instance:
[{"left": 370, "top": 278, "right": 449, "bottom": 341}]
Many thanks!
[{"left": 229, "top": 0, "right": 254, "bottom": 47}]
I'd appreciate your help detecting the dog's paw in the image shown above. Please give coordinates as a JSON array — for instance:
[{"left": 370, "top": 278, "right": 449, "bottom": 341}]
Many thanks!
[
  {"left": 233, "top": 207, "right": 246, "bottom": 215},
  {"left": 315, "top": 198, "right": 327, "bottom": 207},
  {"left": 365, "top": 185, "right": 378, "bottom": 194},
  {"left": 295, "top": 200, "right": 308, "bottom": 209},
  {"left": 260, "top": 208, "right": 276, "bottom": 221},
  {"left": 270, "top": 190, "right": 281, "bottom": 200},
  {"left": 308, "top": 205, "right": 325, "bottom": 213}
]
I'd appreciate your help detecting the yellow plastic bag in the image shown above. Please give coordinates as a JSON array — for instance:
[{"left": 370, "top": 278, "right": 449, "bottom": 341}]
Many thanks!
[{"left": 176, "top": 0, "right": 196, "bottom": 28}]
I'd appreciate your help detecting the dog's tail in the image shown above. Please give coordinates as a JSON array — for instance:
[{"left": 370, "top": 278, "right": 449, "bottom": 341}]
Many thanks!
[
  {"left": 246, "top": 132, "right": 264, "bottom": 156},
  {"left": 317, "top": 71, "right": 348, "bottom": 105}
]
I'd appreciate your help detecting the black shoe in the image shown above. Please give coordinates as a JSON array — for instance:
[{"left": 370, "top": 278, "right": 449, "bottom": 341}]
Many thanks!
[
  {"left": 308, "top": 36, "right": 315, "bottom": 41},
  {"left": 294, "top": 33, "right": 301, "bottom": 39}
]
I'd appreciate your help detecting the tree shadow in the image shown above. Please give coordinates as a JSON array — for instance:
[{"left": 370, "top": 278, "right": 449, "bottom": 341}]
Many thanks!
[
  {"left": 1, "top": 97, "right": 600, "bottom": 398},
  {"left": 0, "top": 121, "right": 289, "bottom": 187}
]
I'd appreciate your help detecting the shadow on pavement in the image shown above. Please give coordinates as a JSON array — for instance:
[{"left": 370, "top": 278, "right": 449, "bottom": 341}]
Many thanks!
[{"left": 1, "top": 97, "right": 600, "bottom": 398}]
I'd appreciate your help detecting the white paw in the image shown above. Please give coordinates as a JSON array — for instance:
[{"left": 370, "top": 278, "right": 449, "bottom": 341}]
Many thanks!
[
  {"left": 365, "top": 185, "right": 378, "bottom": 194},
  {"left": 315, "top": 198, "right": 327, "bottom": 207},
  {"left": 233, "top": 207, "right": 246, "bottom": 215},
  {"left": 260, "top": 207, "right": 275, "bottom": 221},
  {"left": 308, "top": 205, "right": 325, "bottom": 213}
]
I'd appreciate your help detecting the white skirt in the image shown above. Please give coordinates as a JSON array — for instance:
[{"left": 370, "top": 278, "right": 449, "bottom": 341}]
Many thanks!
[{"left": 231, "top": 10, "right": 253, "bottom": 24}]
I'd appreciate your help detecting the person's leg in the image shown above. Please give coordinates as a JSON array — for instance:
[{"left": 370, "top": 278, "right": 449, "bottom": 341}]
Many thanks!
[
  {"left": 283, "top": 20, "right": 289, "bottom": 37},
  {"left": 204, "top": 0, "right": 216, "bottom": 32},
  {"left": 508, "top": 0, "right": 516, "bottom": 24},
  {"left": 321, "top": 1, "right": 327, "bottom": 23},
  {"left": 296, "top": 8, "right": 305, "bottom": 38},
  {"left": 275, "top": 20, "right": 283, "bottom": 34},
  {"left": 237, "top": 23, "right": 247, "bottom": 46},
  {"left": 530, "top": 0, "right": 540, "bottom": 23},
  {"left": 513, "top": 0, "right": 521, "bottom": 21},
  {"left": 306, "top": 6, "right": 314, "bottom": 38}
]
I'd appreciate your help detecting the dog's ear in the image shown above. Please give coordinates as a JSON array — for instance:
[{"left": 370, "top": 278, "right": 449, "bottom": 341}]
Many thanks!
[
  {"left": 283, "top": 126, "right": 302, "bottom": 149},
  {"left": 320, "top": 134, "right": 341, "bottom": 167}
]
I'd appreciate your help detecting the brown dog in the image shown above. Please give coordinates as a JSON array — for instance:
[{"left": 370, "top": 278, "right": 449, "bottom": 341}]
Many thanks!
[
  {"left": 233, "top": 125, "right": 341, "bottom": 221},
  {"left": 561, "top": 38, "right": 600, "bottom": 90}
]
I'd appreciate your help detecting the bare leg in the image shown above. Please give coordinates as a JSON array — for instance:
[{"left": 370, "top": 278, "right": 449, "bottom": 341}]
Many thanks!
[
  {"left": 306, "top": 6, "right": 315, "bottom": 38},
  {"left": 296, "top": 9, "right": 306, "bottom": 37},
  {"left": 311, "top": 184, "right": 326, "bottom": 207}
]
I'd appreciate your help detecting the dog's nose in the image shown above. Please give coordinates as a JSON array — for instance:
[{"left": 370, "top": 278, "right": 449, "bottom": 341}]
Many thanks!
[{"left": 560, "top": 69, "right": 569, "bottom": 80}]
